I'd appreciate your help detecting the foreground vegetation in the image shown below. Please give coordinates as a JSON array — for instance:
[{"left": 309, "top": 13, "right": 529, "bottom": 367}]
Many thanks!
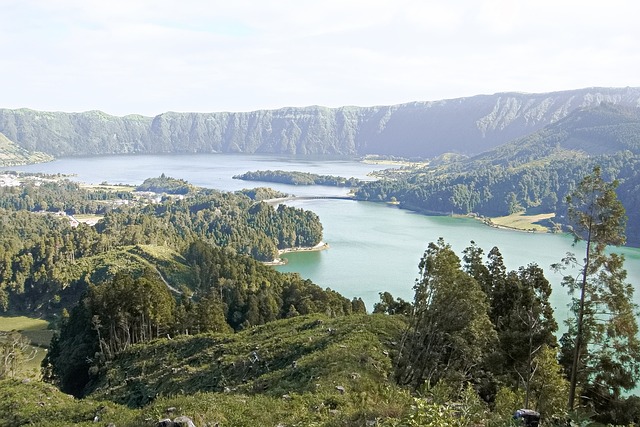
[
  {"left": 0, "top": 316, "right": 50, "bottom": 378},
  {"left": 0, "top": 161, "right": 639, "bottom": 425},
  {"left": 3, "top": 314, "right": 415, "bottom": 427}
]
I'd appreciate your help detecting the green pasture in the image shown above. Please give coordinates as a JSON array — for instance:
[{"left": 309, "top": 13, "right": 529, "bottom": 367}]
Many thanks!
[{"left": 0, "top": 316, "right": 53, "bottom": 377}]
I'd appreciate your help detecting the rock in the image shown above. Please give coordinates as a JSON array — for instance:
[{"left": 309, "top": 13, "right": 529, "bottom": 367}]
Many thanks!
[
  {"left": 173, "top": 415, "right": 197, "bottom": 427},
  {"left": 157, "top": 419, "right": 174, "bottom": 427},
  {"left": 336, "top": 385, "right": 345, "bottom": 394}
]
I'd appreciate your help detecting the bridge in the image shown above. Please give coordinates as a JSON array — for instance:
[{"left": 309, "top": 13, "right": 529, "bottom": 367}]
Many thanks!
[{"left": 263, "top": 195, "right": 354, "bottom": 205}]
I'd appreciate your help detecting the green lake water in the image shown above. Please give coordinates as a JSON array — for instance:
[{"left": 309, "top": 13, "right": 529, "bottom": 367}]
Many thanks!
[{"left": 5, "top": 154, "right": 640, "bottom": 321}]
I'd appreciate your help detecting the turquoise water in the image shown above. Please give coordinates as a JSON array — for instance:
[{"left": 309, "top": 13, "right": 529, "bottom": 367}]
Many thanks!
[
  {"left": 4, "top": 154, "right": 640, "bottom": 318},
  {"left": 274, "top": 199, "right": 640, "bottom": 325}
]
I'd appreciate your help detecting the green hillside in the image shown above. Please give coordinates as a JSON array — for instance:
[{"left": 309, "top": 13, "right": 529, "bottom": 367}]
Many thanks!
[
  {"left": 90, "top": 314, "right": 408, "bottom": 407},
  {"left": 68, "top": 244, "right": 195, "bottom": 294},
  {"left": 3, "top": 121, "right": 640, "bottom": 426},
  {"left": 355, "top": 104, "right": 640, "bottom": 245},
  {"left": 3, "top": 314, "right": 413, "bottom": 427},
  {"left": 0, "top": 132, "right": 53, "bottom": 166},
  {"left": 2, "top": 88, "right": 639, "bottom": 160},
  {"left": 471, "top": 103, "right": 640, "bottom": 168}
]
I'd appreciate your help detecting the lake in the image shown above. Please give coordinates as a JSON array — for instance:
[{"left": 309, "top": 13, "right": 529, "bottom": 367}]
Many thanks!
[{"left": 4, "top": 154, "right": 640, "bottom": 323}]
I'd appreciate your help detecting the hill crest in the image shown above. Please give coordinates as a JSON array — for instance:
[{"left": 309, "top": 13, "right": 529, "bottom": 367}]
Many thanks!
[{"left": 2, "top": 87, "right": 639, "bottom": 160}]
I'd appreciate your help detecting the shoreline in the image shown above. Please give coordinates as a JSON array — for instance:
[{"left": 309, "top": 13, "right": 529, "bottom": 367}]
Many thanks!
[
  {"left": 395, "top": 205, "right": 555, "bottom": 234},
  {"left": 263, "top": 241, "right": 330, "bottom": 266},
  {"left": 477, "top": 217, "right": 546, "bottom": 233},
  {"left": 473, "top": 212, "right": 556, "bottom": 234}
]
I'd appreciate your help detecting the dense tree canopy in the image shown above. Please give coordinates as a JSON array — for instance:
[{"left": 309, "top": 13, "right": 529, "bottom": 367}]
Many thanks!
[
  {"left": 44, "top": 241, "right": 357, "bottom": 396},
  {"left": 396, "top": 239, "right": 497, "bottom": 390},
  {"left": 553, "top": 167, "right": 640, "bottom": 411},
  {"left": 0, "top": 177, "right": 325, "bottom": 317},
  {"left": 355, "top": 149, "right": 640, "bottom": 246},
  {"left": 234, "top": 169, "right": 363, "bottom": 187}
]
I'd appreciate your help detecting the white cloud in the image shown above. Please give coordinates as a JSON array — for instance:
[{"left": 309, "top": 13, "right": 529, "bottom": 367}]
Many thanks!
[{"left": 1, "top": 0, "right": 639, "bottom": 116}]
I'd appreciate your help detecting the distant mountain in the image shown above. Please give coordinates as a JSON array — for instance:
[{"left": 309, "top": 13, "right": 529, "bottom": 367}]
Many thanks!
[
  {"left": 355, "top": 103, "right": 640, "bottom": 245},
  {"left": 1, "top": 87, "right": 639, "bottom": 160},
  {"left": 468, "top": 103, "right": 640, "bottom": 168}
]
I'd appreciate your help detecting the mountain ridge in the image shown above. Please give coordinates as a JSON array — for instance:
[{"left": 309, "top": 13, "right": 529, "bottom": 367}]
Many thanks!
[
  {"left": 354, "top": 103, "right": 640, "bottom": 244},
  {"left": 468, "top": 103, "right": 640, "bottom": 167},
  {"left": 2, "top": 87, "right": 639, "bottom": 160}
]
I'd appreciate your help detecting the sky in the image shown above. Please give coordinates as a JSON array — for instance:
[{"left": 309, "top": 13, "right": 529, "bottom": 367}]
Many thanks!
[{"left": 2, "top": 0, "right": 640, "bottom": 117}]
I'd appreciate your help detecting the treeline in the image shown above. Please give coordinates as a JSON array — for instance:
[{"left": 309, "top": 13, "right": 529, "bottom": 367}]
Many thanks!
[
  {"left": 234, "top": 169, "right": 362, "bottom": 187},
  {"left": 355, "top": 104, "right": 640, "bottom": 245},
  {"left": 380, "top": 236, "right": 638, "bottom": 425},
  {"left": 0, "top": 177, "right": 324, "bottom": 316},
  {"left": 93, "top": 190, "right": 323, "bottom": 259},
  {"left": 356, "top": 151, "right": 640, "bottom": 244},
  {"left": 383, "top": 169, "right": 640, "bottom": 425},
  {"left": 44, "top": 241, "right": 365, "bottom": 396},
  {"left": 136, "top": 174, "right": 192, "bottom": 194},
  {"left": 0, "top": 179, "right": 133, "bottom": 213},
  {"left": 380, "top": 240, "right": 559, "bottom": 408}
]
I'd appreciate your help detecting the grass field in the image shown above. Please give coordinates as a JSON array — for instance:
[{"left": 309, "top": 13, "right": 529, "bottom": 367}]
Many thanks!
[
  {"left": 80, "top": 183, "right": 135, "bottom": 192},
  {"left": 0, "top": 316, "right": 49, "bottom": 332},
  {"left": 489, "top": 211, "right": 555, "bottom": 232},
  {"left": 0, "top": 316, "right": 52, "bottom": 377},
  {"left": 72, "top": 213, "right": 104, "bottom": 225}
]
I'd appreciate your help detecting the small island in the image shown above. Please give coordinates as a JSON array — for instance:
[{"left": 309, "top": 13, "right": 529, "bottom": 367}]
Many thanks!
[{"left": 233, "top": 169, "right": 363, "bottom": 187}]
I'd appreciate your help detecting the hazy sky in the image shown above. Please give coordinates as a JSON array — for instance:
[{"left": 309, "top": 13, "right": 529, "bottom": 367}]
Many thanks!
[{"left": 3, "top": 0, "right": 639, "bottom": 116}]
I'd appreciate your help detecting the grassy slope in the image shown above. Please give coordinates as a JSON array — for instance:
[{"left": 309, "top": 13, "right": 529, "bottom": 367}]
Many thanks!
[
  {"left": 2, "top": 314, "right": 412, "bottom": 427},
  {"left": 64, "top": 244, "right": 195, "bottom": 296},
  {"left": 91, "top": 313, "right": 406, "bottom": 400},
  {"left": 0, "top": 316, "right": 48, "bottom": 332},
  {"left": 487, "top": 212, "right": 556, "bottom": 232},
  {"left": 0, "top": 132, "right": 53, "bottom": 166},
  {"left": 0, "top": 245, "right": 191, "bottom": 380},
  {"left": 0, "top": 316, "right": 52, "bottom": 377}
]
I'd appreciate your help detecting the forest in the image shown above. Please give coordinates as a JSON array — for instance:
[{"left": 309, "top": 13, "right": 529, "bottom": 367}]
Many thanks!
[
  {"left": 3, "top": 104, "right": 640, "bottom": 425},
  {"left": 0, "top": 175, "right": 325, "bottom": 314},
  {"left": 1, "top": 165, "right": 639, "bottom": 426},
  {"left": 233, "top": 169, "right": 363, "bottom": 187},
  {"left": 355, "top": 104, "right": 640, "bottom": 245}
]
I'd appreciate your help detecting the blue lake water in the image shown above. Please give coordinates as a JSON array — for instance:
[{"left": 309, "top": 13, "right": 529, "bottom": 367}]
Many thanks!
[{"left": 4, "top": 154, "right": 640, "bottom": 324}]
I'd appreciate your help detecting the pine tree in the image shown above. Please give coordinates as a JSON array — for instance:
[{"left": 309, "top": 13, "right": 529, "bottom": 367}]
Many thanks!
[
  {"left": 396, "top": 238, "right": 496, "bottom": 390},
  {"left": 553, "top": 166, "right": 640, "bottom": 410}
]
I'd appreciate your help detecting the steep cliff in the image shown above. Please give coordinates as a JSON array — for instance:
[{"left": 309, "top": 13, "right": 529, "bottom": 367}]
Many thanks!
[{"left": 1, "top": 87, "right": 639, "bottom": 159}]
